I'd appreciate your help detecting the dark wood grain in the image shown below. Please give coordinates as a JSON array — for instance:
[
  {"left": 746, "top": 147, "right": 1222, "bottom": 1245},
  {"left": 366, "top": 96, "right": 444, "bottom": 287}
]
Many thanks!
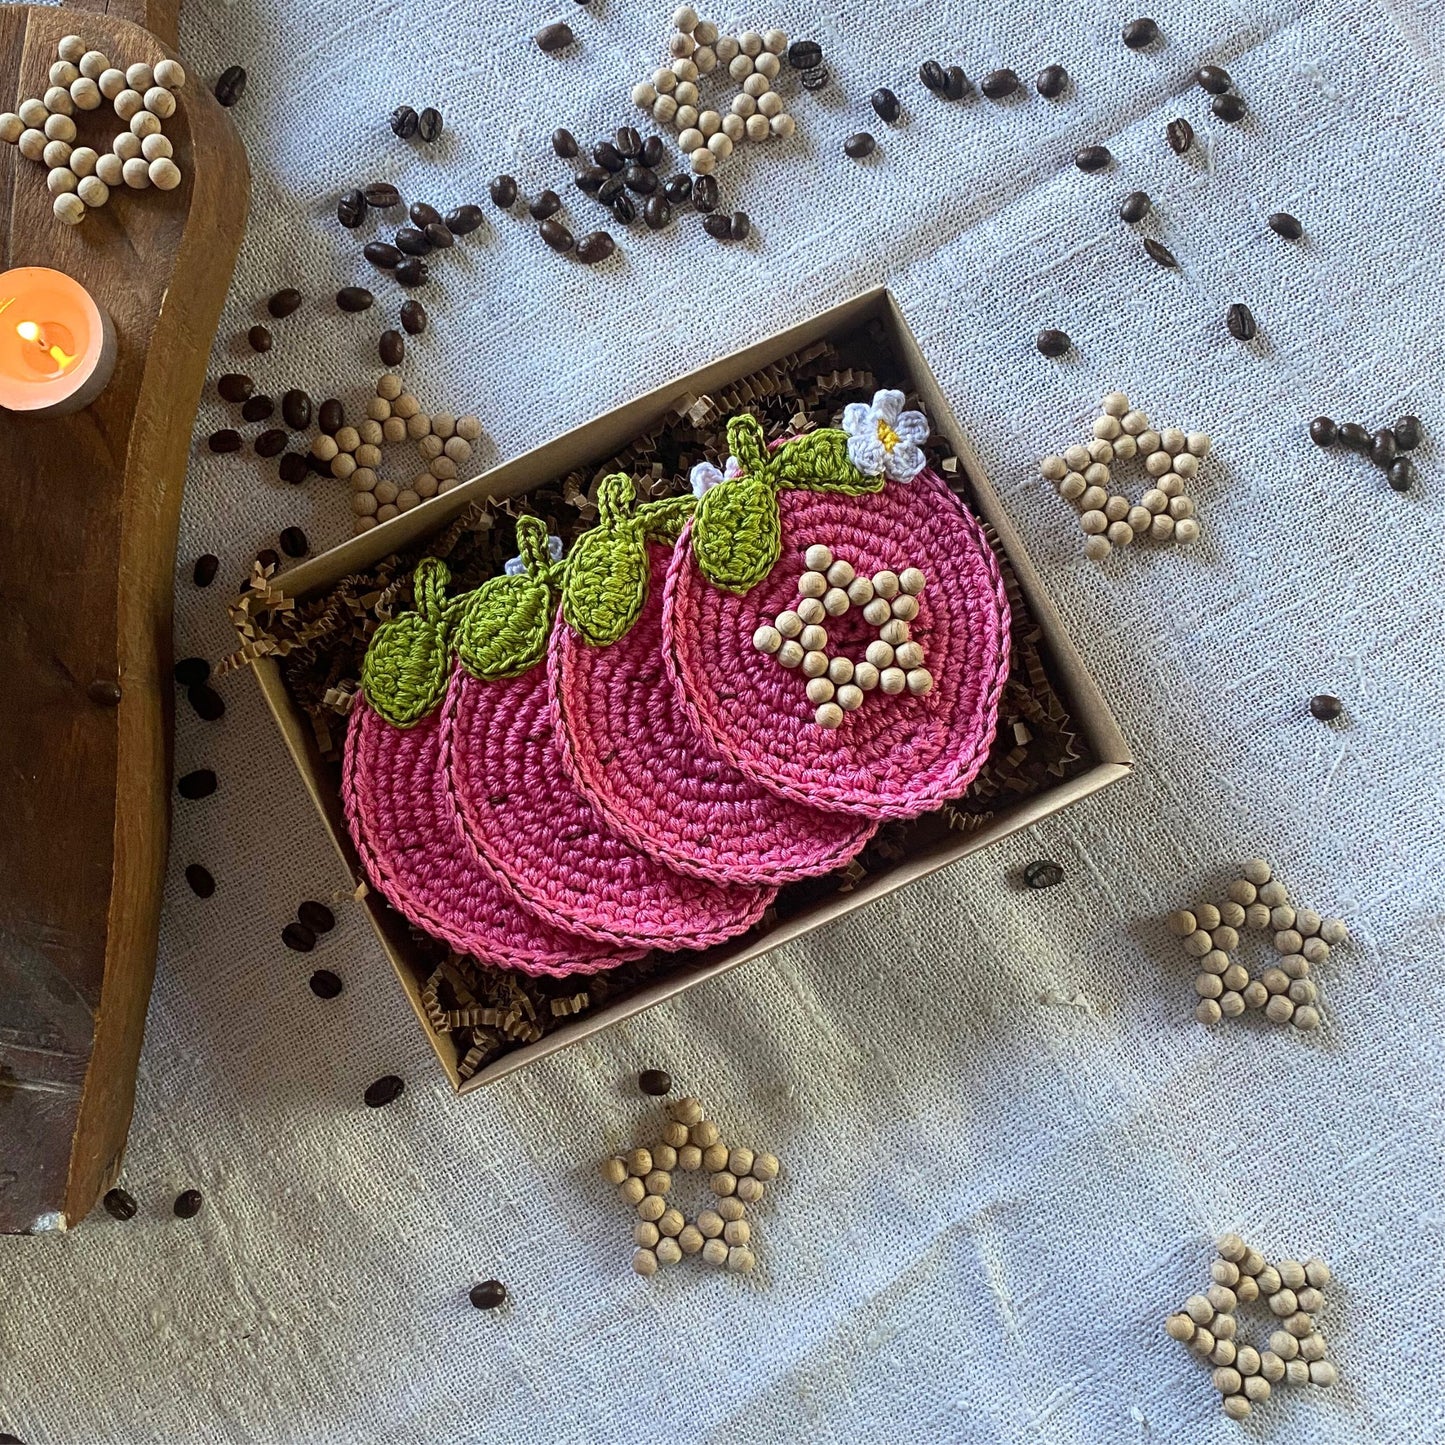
[{"left": 0, "top": 3, "right": 246, "bottom": 1231}]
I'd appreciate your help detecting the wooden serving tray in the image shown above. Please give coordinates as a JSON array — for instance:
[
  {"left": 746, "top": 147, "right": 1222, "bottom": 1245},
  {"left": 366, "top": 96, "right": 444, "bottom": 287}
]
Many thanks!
[{"left": 0, "top": 0, "right": 246, "bottom": 1231}]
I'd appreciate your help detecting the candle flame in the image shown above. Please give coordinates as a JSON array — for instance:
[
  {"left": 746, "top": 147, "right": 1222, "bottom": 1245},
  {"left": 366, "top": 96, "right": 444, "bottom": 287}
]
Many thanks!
[{"left": 17, "top": 319, "right": 77, "bottom": 371}]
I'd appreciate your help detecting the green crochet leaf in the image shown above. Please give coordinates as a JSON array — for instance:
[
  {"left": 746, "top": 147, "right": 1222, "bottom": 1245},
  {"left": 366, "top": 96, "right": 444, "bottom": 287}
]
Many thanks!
[
  {"left": 360, "top": 556, "right": 453, "bottom": 727},
  {"left": 772, "top": 428, "right": 885, "bottom": 494},
  {"left": 692, "top": 473, "right": 781, "bottom": 594},
  {"left": 726, "top": 413, "right": 771, "bottom": 480},
  {"left": 453, "top": 573, "right": 553, "bottom": 679},
  {"left": 561, "top": 473, "right": 650, "bottom": 647}
]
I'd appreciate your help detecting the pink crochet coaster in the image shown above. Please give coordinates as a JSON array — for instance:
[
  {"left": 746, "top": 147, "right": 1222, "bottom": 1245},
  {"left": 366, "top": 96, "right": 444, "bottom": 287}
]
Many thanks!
[
  {"left": 342, "top": 696, "right": 642, "bottom": 977},
  {"left": 550, "top": 541, "right": 877, "bottom": 884},
  {"left": 440, "top": 666, "right": 776, "bottom": 949},
  {"left": 663, "top": 468, "right": 1011, "bottom": 820}
]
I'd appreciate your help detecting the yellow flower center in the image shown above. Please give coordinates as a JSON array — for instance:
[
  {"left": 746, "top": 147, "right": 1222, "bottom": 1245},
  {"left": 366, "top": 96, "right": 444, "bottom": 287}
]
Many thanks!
[{"left": 876, "top": 418, "right": 900, "bottom": 451}]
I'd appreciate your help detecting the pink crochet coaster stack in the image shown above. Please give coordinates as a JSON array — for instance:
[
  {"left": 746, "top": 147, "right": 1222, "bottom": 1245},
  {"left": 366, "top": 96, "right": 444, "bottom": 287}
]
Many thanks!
[{"left": 550, "top": 541, "right": 876, "bottom": 884}]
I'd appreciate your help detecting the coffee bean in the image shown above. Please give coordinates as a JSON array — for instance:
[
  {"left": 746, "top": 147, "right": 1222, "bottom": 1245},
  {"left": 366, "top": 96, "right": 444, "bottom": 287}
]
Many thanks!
[
  {"left": 535, "top": 21, "right": 575, "bottom": 52},
  {"left": 337, "top": 188, "right": 367, "bottom": 227},
  {"left": 1338, "top": 422, "right": 1370, "bottom": 451},
  {"left": 1166, "top": 116, "right": 1194, "bottom": 154},
  {"left": 103, "top": 1186, "right": 138, "bottom": 1220},
  {"left": 611, "top": 192, "right": 636, "bottom": 224},
  {"left": 446, "top": 204, "right": 484, "bottom": 235},
  {"left": 309, "top": 969, "right": 343, "bottom": 999},
  {"left": 268, "top": 287, "right": 303, "bottom": 318},
  {"left": 1308, "top": 416, "right": 1337, "bottom": 447},
  {"left": 364, "top": 240, "right": 402, "bottom": 269},
  {"left": 208, "top": 428, "right": 242, "bottom": 453},
  {"left": 489, "top": 174, "right": 518, "bottom": 208},
  {"left": 1370, "top": 428, "right": 1398, "bottom": 467},
  {"left": 173, "top": 1189, "right": 204, "bottom": 1219},
  {"left": 1267, "top": 211, "right": 1303, "bottom": 240},
  {"left": 981, "top": 68, "right": 1020, "bottom": 100},
  {"left": 664, "top": 173, "right": 693, "bottom": 205},
  {"left": 395, "top": 227, "right": 430, "bottom": 257},
  {"left": 540, "top": 217, "right": 575, "bottom": 252},
  {"left": 217, "top": 372, "right": 254, "bottom": 402},
  {"left": 871, "top": 87, "right": 900, "bottom": 122},
  {"left": 364, "top": 1074, "right": 406, "bottom": 1107},
  {"left": 552, "top": 127, "right": 578, "bottom": 158},
  {"left": 318, "top": 399, "right": 345, "bottom": 434},
  {"left": 529, "top": 190, "right": 562, "bottom": 220},
  {"left": 942, "top": 65, "right": 970, "bottom": 100},
  {"left": 1394, "top": 414, "right": 1422, "bottom": 450},
  {"left": 363, "top": 182, "right": 401, "bottom": 210},
  {"left": 1075, "top": 145, "right": 1111, "bottom": 172},
  {"left": 246, "top": 325, "right": 272, "bottom": 353},
  {"left": 638, "top": 1068, "right": 672, "bottom": 1095},
  {"left": 241, "top": 394, "right": 273, "bottom": 422},
  {"left": 279, "top": 453, "right": 308, "bottom": 484},
  {"left": 1388, "top": 456, "right": 1417, "bottom": 491},
  {"left": 641, "top": 135, "right": 665, "bottom": 168},
  {"left": 1212, "top": 92, "right": 1246, "bottom": 121},
  {"left": 1036, "top": 328, "right": 1071, "bottom": 357},
  {"left": 400, "top": 300, "right": 428, "bottom": 335},
  {"left": 800, "top": 64, "right": 829, "bottom": 91},
  {"left": 469, "top": 1279, "right": 507, "bottom": 1309},
  {"left": 575, "top": 168, "right": 606, "bottom": 197},
  {"left": 185, "top": 863, "right": 216, "bottom": 898},
  {"left": 337, "top": 287, "right": 373, "bottom": 313},
  {"left": 396, "top": 257, "right": 429, "bottom": 286},
  {"left": 1308, "top": 694, "right": 1343, "bottom": 722},
  {"left": 575, "top": 230, "right": 616, "bottom": 264},
  {"left": 730, "top": 211, "right": 751, "bottom": 241},
  {"left": 192, "top": 555, "right": 219, "bottom": 588},
  {"left": 644, "top": 194, "right": 672, "bottom": 230},
  {"left": 390, "top": 104, "right": 418, "bottom": 139},
  {"left": 1120, "top": 190, "right": 1151, "bottom": 223},
  {"left": 1122, "top": 17, "right": 1159, "bottom": 48},
  {"left": 1226, "top": 302, "right": 1257, "bottom": 341},
  {"left": 1036, "top": 64, "right": 1068, "bottom": 97},
  {"left": 299, "top": 900, "right": 336, "bottom": 933},
  {"left": 417, "top": 107, "right": 442, "bottom": 143},
  {"left": 625, "top": 164, "right": 657, "bottom": 194},
  {"left": 919, "top": 59, "right": 947, "bottom": 92},
  {"left": 1024, "top": 859, "right": 1065, "bottom": 889},
  {"left": 86, "top": 677, "right": 121, "bottom": 706},
  {"left": 188, "top": 683, "right": 225, "bottom": 720},
  {"left": 597, "top": 174, "right": 625, "bottom": 204},
  {"left": 279, "top": 389, "right": 312, "bottom": 429},
  {"left": 178, "top": 768, "right": 217, "bottom": 800},
  {"left": 379, "top": 329, "right": 405, "bottom": 365},
  {"left": 282, "top": 921, "right": 316, "bottom": 953},
  {"left": 213, "top": 64, "right": 246, "bottom": 106},
  {"left": 409, "top": 202, "right": 443, "bottom": 229},
  {"left": 279, "top": 525, "right": 309, "bottom": 558},
  {"left": 615, "top": 125, "right": 642, "bottom": 158},
  {"left": 692, "top": 175, "right": 719, "bottom": 211},
  {"left": 703, "top": 212, "right": 731, "bottom": 240},
  {"left": 844, "top": 132, "right": 877, "bottom": 159},
  {"left": 175, "top": 657, "right": 210, "bottom": 687},
  {"left": 788, "top": 39, "right": 822, "bottom": 71},
  {"left": 593, "top": 140, "right": 624, "bottom": 172},
  {"left": 424, "top": 222, "right": 454, "bottom": 249},
  {"left": 256, "top": 427, "right": 287, "bottom": 456},
  {"left": 1196, "top": 64, "right": 1231, "bottom": 94},
  {"left": 1143, "top": 237, "right": 1179, "bottom": 269}
]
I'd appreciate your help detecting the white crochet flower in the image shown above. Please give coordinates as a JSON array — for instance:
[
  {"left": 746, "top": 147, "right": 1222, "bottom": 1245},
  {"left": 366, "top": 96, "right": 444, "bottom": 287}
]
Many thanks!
[
  {"left": 841, "top": 389, "right": 930, "bottom": 482},
  {"left": 504, "top": 533, "right": 564, "bottom": 575},
  {"left": 689, "top": 455, "right": 743, "bottom": 497}
]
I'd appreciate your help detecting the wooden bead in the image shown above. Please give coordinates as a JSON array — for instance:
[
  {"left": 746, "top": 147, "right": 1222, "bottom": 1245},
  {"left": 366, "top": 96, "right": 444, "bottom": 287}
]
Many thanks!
[
  {"left": 735, "top": 1176, "right": 764, "bottom": 1203},
  {"left": 806, "top": 677, "right": 835, "bottom": 706},
  {"left": 1206, "top": 1284, "right": 1237, "bottom": 1314},
  {"left": 1297, "top": 1332, "right": 1327, "bottom": 1362},
  {"left": 1245, "top": 902, "right": 1271, "bottom": 930},
  {"left": 1221, "top": 962, "right": 1249, "bottom": 992},
  {"left": 1295, "top": 1285, "right": 1322, "bottom": 1313},
  {"left": 797, "top": 570, "right": 827, "bottom": 597},
  {"left": 879, "top": 667, "right": 906, "bottom": 695},
  {"left": 1234, "top": 1275, "right": 1259, "bottom": 1304},
  {"left": 1211, "top": 925, "right": 1239, "bottom": 950},
  {"left": 1234, "top": 1344, "right": 1260, "bottom": 1376},
  {"left": 879, "top": 619, "right": 910, "bottom": 646},
  {"left": 1080, "top": 510, "right": 1107, "bottom": 536},
  {"left": 696, "top": 1208, "right": 723, "bottom": 1238},
  {"left": 853, "top": 662, "right": 879, "bottom": 691},
  {"left": 644, "top": 1169, "right": 671, "bottom": 1195},
  {"left": 1184, "top": 1294, "right": 1214, "bottom": 1324},
  {"left": 1195, "top": 973, "right": 1223, "bottom": 1000},
  {"left": 1300, "top": 935, "right": 1330, "bottom": 963},
  {"left": 1164, "top": 1313, "right": 1195, "bottom": 1342},
  {"left": 1260, "top": 1351, "right": 1286, "bottom": 1383},
  {"left": 1211, "top": 1259, "right": 1240, "bottom": 1287},
  {"left": 803, "top": 543, "right": 833, "bottom": 569},
  {"left": 655, "top": 1237, "right": 683, "bottom": 1266},
  {"left": 678, "top": 1224, "right": 704, "bottom": 1254},
  {"left": 752, "top": 625, "right": 782, "bottom": 654},
  {"left": 619, "top": 1176, "right": 645, "bottom": 1205},
  {"left": 1166, "top": 909, "right": 1197, "bottom": 936},
  {"left": 1211, "top": 1367, "right": 1241, "bottom": 1395},
  {"left": 1268, "top": 1288, "right": 1298, "bottom": 1317},
  {"left": 689, "top": 1118, "right": 719, "bottom": 1147},
  {"left": 701, "top": 1237, "right": 729, "bottom": 1266},
  {"left": 1218, "top": 990, "right": 1245, "bottom": 1017},
  {"left": 871, "top": 569, "right": 900, "bottom": 599},
  {"left": 795, "top": 597, "right": 825, "bottom": 624},
  {"left": 1189, "top": 1327, "right": 1215, "bottom": 1356},
  {"left": 899, "top": 567, "right": 926, "bottom": 595},
  {"left": 1209, "top": 1338, "right": 1236, "bottom": 1367},
  {"left": 801, "top": 651, "right": 829, "bottom": 680},
  {"left": 634, "top": 1220, "right": 660, "bottom": 1248},
  {"left": 826, "top": 560, "right": 856, "bottom": 589},
  {"left": 1268, "top": 1328, "right": 1298, "bottom": 1360},
  {"left": 1264, "top": 995, "right": 1294, "bottom": 1024},
  {"left": 1308, "top": 1360, "right": 1337, "bottom": 1387},
  {"left": 1221, "top": 1396, "right": 1251, "bottom": 1421},
  {"left": 141, "top": 132, "right": 171, "bottom": 161},
  {"left": 1202, "top": 951, "right": 1231, "bottom": 977},
  {"left": 636, "top": 1194, "right": 665, "bottom": 1223},
  {"left": 1211, "top": 1312, "right": 1237, "bottom": 1340},
  {"left": 1103, "top": 493, "right": 1130, "bottom": 521},
  {"left": 1293, "top": 1002, "right": 1322, "bottom": 1030},
  {"left": 143, "top": 85, "right": 176, "bottom": 118},
  {"left": 95, "top": 152, "right": 123, "bottom": 185},
  {"left": 1218, "top": 900, "right": 1246, "bottom": 928},
  {"left": 1256, "top": 879, "right": 1286, "bottom": 906},
  {"left": 601, "top": 1156, "right": 627, "bottom": 1186},
  {"left": 657, "top": 1207, "right": 685, "bottom": 1237},
  {"left": 52, "top": 191, "right": 85, "bottom": 224},
  {"left": 70, "top": 77, "right": 101, "bottom": 110},
  {"left": 1194, "top": 998, "right": 1222, "bottom": 1024},
  {"left": 837, "top": 683, "right": 864, "bottom": 710},
  {"left": 751, "top": 1152, "right": 779, "bottom": 1181},
  {"left": 723, "top": 1219, "right": 750, "bottom": 1246},
  {"left": 154, "top": 57, "right": 186, "bottom": 89},
  {"left": 846, "top": 576, "right": 874, "bottom": 606},
  {"left": 891, "top": 594, "right": 919, "bottom": 621},
  {"left": 43, "top": 138, "right": 72, "bottom": 167},
  {"left": 894, "top": 642, "right": 924, "bottom": 669},
  {"left": 798, "top": 624, "right": 827, "bottom": 652},
  {"left": 823, "top": 587, "right": 850, "bottom": 616},
  {"left": 120, "top": 154, "right": 150, "bottom": 187},
  {"left": 1241, "top": 979, "right": 1268, "bottom": 1009},
  {"left": 726, "top": 1245, "right": 755, "bottom": 1273},
  {"left": 677, "top": 1144, "right": 702, "bottom": 1170},
  {"left": 1242, "top": 1376, "right": 1271, "bottom": 1403},
  {"left": 1182, "top": 929, "right": 1213, "bottom": 958},
  {"left": 1240, "top": 858, "right": 1272, "bottom": 885},
  {"left": 716, "top": 1195, "right": 745, "bottom": 1223},
  {"left": 44, "top": 112, "right": 76, "bottom": 141},
  {"left": 701, "top": 1141, "right": 728, "bottom": 1172},
  {"left": 827, "top": 655, "right": 854, "bottom": 685},
  {"left": 1195, "top": 903, "right": 1221, "bottom": 930},
  {"left": 632, "top": 1247, "right": 658, "bottom": 1276},
  {"left": 866, "top": 640, "right": 894, "bottom": 669},
  {"left": 710, "top": 1170, "right": 737, "bottom": 1197},
  {"left": 1274, "top": 928, "right": 1303, "bottom": 955},
  {"left": 1216, "top": 1233, "right": 1247, "bottom": 1262},
  {"left": 1319, "top": 916, "right": 1348, "bottom": 945},
  {"left": 776, "top": 641, "right": 804, "bottom": 669},
  {"left": 1304, "top": 1256, "right": 1331, "bottom": 1288},
  {"left": 625, "top": 1147, "right": 652, "bottom": 1176}
]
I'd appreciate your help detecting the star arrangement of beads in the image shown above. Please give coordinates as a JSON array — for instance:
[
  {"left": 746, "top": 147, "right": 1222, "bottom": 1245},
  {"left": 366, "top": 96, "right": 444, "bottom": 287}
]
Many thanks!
[
  {"left": 1165, "top": 1235, "right": 1338, "bottom": 1421},
  {"left": 750, "top": 544, "right": 932, "bottom": 728},
  {"left": 313, "top": 373, "right": 482, "bottom": 534},
  {"left": 1039, "top": 391, "right": 1210, "bottom": 562},
  {"left": 0, "top": 34, "right": 186, "bottom": 226},
  {"left": 1167, "top": 857, "right": 1349, "bottom": 1030},
  {"left": 631, "top": 7, "right": 795, "bottom": 178},
  {"left": 600, "top": 1095, "right": 780, "bottom": 1277}
]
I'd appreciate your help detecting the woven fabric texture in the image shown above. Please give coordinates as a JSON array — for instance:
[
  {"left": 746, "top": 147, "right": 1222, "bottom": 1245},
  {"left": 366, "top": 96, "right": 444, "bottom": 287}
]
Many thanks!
[{"left": 3, "top": 0, "right": 1445, "bottom": 1440}]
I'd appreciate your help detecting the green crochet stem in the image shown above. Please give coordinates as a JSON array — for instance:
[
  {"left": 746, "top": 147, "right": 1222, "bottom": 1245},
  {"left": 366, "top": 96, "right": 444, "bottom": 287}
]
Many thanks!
[
  {"left": 453, "top": 515, "right": 562, "bottom": 683},
  {"left": 691, "top": 414, "right": 885, "bottom": 594},
  {"left": 360, "top": 556, "right": 456, "bottom": 728}
]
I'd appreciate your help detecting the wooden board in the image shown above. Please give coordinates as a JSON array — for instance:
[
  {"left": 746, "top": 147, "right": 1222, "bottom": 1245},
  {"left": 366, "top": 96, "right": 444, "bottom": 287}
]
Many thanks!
[{"left": 0, "top": 0, "right": 246, "bottom": 1231}]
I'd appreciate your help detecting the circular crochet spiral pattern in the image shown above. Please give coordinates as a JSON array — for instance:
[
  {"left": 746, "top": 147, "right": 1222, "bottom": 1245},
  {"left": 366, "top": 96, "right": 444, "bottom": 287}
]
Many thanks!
[
  {"left": 441, "top": 667, "right": 776, "bottom": 948},
  {"left": 550, "top": 542, "right": 877, "bottom": 883},
  {"left": 342, "top": 696, "right": 642, "bottom": 976},
  {"left": 662, "top": 470, "right": 1011, "bottom": 820}
]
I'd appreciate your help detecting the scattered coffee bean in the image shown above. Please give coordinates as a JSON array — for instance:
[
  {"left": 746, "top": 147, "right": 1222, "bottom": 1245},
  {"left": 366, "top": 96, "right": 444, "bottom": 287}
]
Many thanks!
[
  {"left": 185, "top": 863, "right": 216, "bottom": 898},
  {"left": 529, "top": 190, "right": 562, "bottom": 220},
  {"left": 844, "top": 131, "right": 877, "bottom": 159},
  {"left": 703, "top": 212, "right": 731, "bottom": 240},
  {"left": 280, "top": 390, "right": 312, "bottom": 429},
  {"left": 1267, "top": 211, "right": 1303, "bottom": 240},
  {"left": 1166, "top": 116, "right": 1195, "bottom": 154},
  {"left": 1196, "top": 64, "right": 1231, "bottom": 94},
  {"left": 103, "top": 1186, "right": 138, "bottom": 1220},
  {"left": 1370, "top": 428, "right": 1397, "bottom": 467},
  {"left": 470, "top": 1279, "right": 507, "bottom": 1309},
  {"left": 318, "top": 398, "right": 345, "bottom": 434},
  {"left": 540, "top": 217, "right": 576, "bottom": 252},
  {"left": 664, "top": 173, "right": 693, "bottom": 205},
  {"left": 282, "top": 920, "right": 316, "bottom": 953},
  {"left": 309, "top": 969, "right": 343, "bottom": 999},
  {"left": 615, "top": 125, "right": 642, "bottom": 158},
  {"left": 611, "top": 192, "right": 636, "bottom": 224},
  {"left": 246, "top": 325, "right": 272, "bottom": 353},
  {"left": 173, "top": 1189, "right": 204, "bottom": 1219},
  {"left": 641, "top": 136, "right": 665, "bottom": 167},
  {"left": 241, "top": 394, "right": 273, "bottom": 422},
  {"left": 597, "top": 174, "right": 625, "bottom": 204},
  {"left": 788, "top": 39, "right": 823, "bottom": 71},
  {"left": 1122, "top": 17, "right": 1160, "bottom": 48},
  {"left": 365, "top": 1075, "right": 406, "bottom": 1107},
  {"left": 1212, "top": 92, "right": 1246, "bottom": 121},
  {"left": 1308, "top": 694, "right": 1343, "bottom": 722},
  {"left": 1394, "top": 414, "right": 1421, "bottom": 450},
  {"left": 1035, "top": 64, "right": 1068, "bottom": 97},
  {"left": 365, "top": 240, "right": 402, "bottom": 269},
  {"left": 363, "top": 182, "right": 401, "bottom": 210},
  {"left": 208, "top": 428, "right": 242, "bottom": 453},
  {"left": 729, "top": 212, "right": 751, "bottom": 241},
  {"left": 446, "top": 204, "right": 484, "bottom": 235},
  {"left": 396, "top": 257, "right": 428, "bottom": 286},
  {"left": 624, "top": 165, "right": 657, "bottom": 195},
  {"left": 1226, "top": 302, "right": 1257, "bottom": 341},
  {"left": 552, "top": 127, "right": 578, "bottom": 158},
  {"left": 1388, "top": 456, "right": 1416, "bottom": 491},
  {"left": 396, "top": 227, "right": 430, "bottom": 256},
  {"left": 213, "top": 64, "right": 246, "bottom": 107},
  {"left": 535, "top": 22, "right": 575, "bottom": 52},
  {"left": 337, "top": 287, "right": 374, "bottom": 313},
  {"left": 390, "top": 104, "right": 418, "bottom": 139},
  {"left": 1024, "top": 859, "right": 1066, "bottom": 889},
  {"left": 692, "top": 175, "right": 718, "bottom": 211},
  {"left": 188, "top": 683, "right": 225, "bottom": 720},
  {"left": 217, "top": 372, "right": 253, "bottom": 403},
  {"left": 267, "top": 287, "right": 302, "bottom": 318},
  {"left": 175, "top": 656, "right": 211, "bottom": 687},
  {"left": 337, "top": 189, "right": 367, "bottom": 227},
  {"left": 638, "top": 1068, "right": 672, "bottom": 1095},
  {"left": 279, "top": 526, "right": 309, "bottom": 558},
  {"left": 981, "top": 68, "right": 1020, "bottom": 99},
  {"left": 1075, "top": 145, "right": 1111, "bottom": 172},
  {"left": 400, "top": 300, "right": 428, "bottom": 335},
  {"left": 178, "top": 768, "right": 217, "bottom": 799},
  {"left": 423, "top": 222, "right": 453, "bottom": 249},
  {"left": 298, "top": 900, "right": 336, "bottom": 933},
  {"left": 576, "top": 167, "right": 607, "bottom": 196},
  {"left": 88, "top": 678, "right": 122, "bottom": 706},
  {"left": 1337, "top": 421, "right": 1370, "bottom": 451},
  {"left": 192, "top": 555, "right": 219, "bottom": 587},
  {"left": 800, "top": 64, "right": 829, "bottom": 91},
  {"left": 1308, "top": 416, "right": 1337, "bottom": 447},
  {"left": 871, "top": 87, "right": 900, "bottom": 122},
  {"left": 408, "top": 203, "right": 441, "bottom": 230},
  {"left": 1143, "top": 237, "right": 1179, "bottom": 268},
  {"left": 417, "top": 107, "right": 442, "bottom": 143},
  {"left": 941, "top": 66, "right": 970, "bottom": 100},
  {"left": 919, "top": 59, "right": 947, "bottom": 93},
  {"left": 575, "top": 230, "right": 616, "bottom": 264},
  {"left": 1036, "top": 328, "right": 1071, "bottom": 357},
  {"left": 489, "top": 174, "right": 518, "bottom": 208},
  {"left": 379, "top": 329, "right": 405, "bottom": 365},
  {"left": 278, "top": 453, "right": 309, "bottom": 484},
  {"left": 1120, "top": 190, "right": 1151, "bottom": 223},
  {"left": 644, "top": 194, "right": 672, "bottom": 230},
  {"left": 593, "top": 140, "right": 624, "bottom": 173}
]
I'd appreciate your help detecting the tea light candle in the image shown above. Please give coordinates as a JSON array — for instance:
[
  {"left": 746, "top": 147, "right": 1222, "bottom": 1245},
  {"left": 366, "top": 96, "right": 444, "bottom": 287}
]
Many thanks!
[{"left": 0, "top": 266, "right": 116, "bottom": 414}]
